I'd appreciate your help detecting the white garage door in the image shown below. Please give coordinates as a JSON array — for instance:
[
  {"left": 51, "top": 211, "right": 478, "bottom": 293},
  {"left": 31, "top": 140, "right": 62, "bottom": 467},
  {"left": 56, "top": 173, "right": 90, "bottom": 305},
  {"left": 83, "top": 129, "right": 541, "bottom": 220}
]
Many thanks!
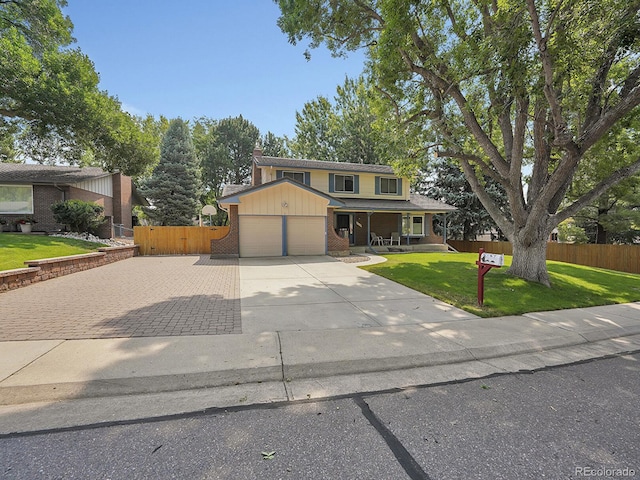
[
  {"left": 239, "top": 216, "right": 282, "bottom": 257},
  {"left": 287, "top": 216, "right": 326, "bottom": 256}
]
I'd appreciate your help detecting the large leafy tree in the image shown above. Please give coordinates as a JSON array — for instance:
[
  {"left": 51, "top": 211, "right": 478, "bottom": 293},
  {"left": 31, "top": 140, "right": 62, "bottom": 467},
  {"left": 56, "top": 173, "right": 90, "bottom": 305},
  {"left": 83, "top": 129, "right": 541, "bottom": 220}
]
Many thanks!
[
  {"left": 1, "top": 0, "right": 156, "bottom": 175},
  {"left": 567, "top": 116, "right": 640, "bottom": 243},
  {"left": 192, "top": 116, "right": 260, "bottom": 226},
  {"left": 260, "top": 131, "right": 290, "bottom": 157},
  {"left": 291, "top": 75, "right": 417, "bottom": 166},
  {"left": 140, "top": 119, "right": 201, "bottom": 226},
  {"left": 277, "top": 0, "right": 640, "bottom": 286},
  {"left": 196, "top": 115, "right": 259, "bottom": 195}
]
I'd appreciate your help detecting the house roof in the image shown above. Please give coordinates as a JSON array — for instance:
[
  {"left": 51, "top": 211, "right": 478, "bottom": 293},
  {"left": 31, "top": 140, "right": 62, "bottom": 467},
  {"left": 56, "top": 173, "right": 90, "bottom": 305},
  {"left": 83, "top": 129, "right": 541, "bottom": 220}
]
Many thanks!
[
  {"left": 0, "top": 164, "right": 111, "bottom": 184},
  {"left": 220, "top": 180, "right": 455, "bottom": 213},
  {"left": 221, "top": 184, "right": 252, "bottom": 197},
  {"left": 218, "top": 178, "right": 345, "bottom": 207},
  {"left": 254, "top": 155, "right": 395, "bottom": 175},
  {"left": 338, "top": 194, "right": 457, "bottom": 213}
]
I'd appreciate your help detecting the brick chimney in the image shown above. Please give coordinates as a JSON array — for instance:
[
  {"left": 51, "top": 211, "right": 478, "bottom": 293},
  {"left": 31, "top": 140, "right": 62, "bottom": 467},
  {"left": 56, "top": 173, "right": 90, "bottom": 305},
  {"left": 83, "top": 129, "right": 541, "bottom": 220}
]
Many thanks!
[
  {"left": 251, "top": 148, "right": 263, "bottom": 186},
  {"left": 112, "top": 172, "right": 133, "bottom": 230}
]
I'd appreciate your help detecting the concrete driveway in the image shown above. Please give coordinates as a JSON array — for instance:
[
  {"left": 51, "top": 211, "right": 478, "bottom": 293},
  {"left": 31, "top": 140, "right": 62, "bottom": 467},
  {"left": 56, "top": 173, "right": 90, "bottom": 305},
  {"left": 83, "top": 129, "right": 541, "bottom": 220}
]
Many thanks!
[
  {"left": 0, "top": 254, "right": 475, "bottom": 342},
  {"left": 239, "top": 256, "right": 476, "bottom": 334}
]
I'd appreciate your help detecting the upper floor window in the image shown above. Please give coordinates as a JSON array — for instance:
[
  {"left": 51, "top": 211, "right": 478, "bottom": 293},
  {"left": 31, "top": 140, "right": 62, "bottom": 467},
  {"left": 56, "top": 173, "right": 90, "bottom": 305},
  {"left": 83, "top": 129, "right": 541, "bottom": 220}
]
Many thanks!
[
  {"left": 375, "top": 176, "right": 402, "bottom": 196},
  {"left": 0, "top": 185, "right": 33, "bottom": 214},
  {"left": 282, "top": 171, "right": 304, "bottom": 183},
  {"left": 380, "top": 177, "right": 398, "bottom": 194},
  {"left": 334, "top": 174, "right": 354, "bottom": 193}
]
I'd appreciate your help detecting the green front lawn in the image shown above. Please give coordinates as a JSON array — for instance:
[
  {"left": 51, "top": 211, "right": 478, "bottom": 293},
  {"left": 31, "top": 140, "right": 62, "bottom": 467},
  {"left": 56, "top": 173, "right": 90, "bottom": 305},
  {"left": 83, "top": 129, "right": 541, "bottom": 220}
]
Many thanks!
[
  {"left": 0, "top": 234, "right": 106, "bottom": 271},
  {"left": 360, "top": 252, "right": 640, "bottom": 317}
]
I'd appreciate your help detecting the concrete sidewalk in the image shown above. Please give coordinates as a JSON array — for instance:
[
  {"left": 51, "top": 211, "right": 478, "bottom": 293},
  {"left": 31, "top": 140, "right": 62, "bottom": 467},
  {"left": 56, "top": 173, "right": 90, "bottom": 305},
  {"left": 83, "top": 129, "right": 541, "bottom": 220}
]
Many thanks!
[{"left": 1, "top": 255, "right": 640, "bottom": 434}]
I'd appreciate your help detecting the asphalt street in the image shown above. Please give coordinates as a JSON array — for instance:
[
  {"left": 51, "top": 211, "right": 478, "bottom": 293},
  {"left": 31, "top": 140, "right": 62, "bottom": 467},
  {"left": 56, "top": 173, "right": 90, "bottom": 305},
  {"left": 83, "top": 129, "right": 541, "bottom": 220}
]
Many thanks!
[{"left": 1, "top": 352, "right": 638, "bottom": 480}]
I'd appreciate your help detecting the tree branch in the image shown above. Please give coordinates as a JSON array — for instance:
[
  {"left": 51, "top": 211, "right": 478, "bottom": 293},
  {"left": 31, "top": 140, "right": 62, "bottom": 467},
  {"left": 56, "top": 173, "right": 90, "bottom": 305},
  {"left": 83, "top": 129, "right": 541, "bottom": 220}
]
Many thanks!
[
  {"left": 528, "top": 100, "right": 551, "bottom": 205},
  {"left": 526, "top": 0, "right": 575, "bottom": 151},
  {"left": 373, "top": 86, "right": 401, "bottom": 121},
  {"left": 458, "top": 156, "right": 513, "bottom": 238},
  {"left": 555, "top": 156, "right": 640, "bottom": 224},
  {"left": 439, "top": 149, "right": 504, "bottom": 187},
  {"left": 579, "top": 85, "right": 640, "bottom": 152},
  {"left": 353, "top": 0, "right": 385, "bottom": 25}
]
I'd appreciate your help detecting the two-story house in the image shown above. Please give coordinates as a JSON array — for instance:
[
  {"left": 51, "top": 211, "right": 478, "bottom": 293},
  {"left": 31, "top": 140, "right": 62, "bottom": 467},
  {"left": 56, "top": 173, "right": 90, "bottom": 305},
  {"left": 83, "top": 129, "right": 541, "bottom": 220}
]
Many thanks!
[{"left": 211, "top": 149, "right": 455, "bottom": 257}]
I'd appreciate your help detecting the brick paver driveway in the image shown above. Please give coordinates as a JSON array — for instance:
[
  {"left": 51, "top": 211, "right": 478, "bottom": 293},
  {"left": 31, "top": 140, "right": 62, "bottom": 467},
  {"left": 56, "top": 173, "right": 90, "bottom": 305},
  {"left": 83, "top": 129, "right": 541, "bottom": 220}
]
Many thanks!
[{"left": 0, "top": 256, "right": 240, "bottom": 341}]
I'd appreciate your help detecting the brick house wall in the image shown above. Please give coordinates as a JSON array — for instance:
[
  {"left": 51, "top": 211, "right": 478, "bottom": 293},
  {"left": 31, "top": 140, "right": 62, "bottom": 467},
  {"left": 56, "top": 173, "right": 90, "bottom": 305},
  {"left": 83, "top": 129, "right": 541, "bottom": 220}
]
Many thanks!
[
  {"left": 327, "top": 207, "right": 349, "bottom": 255},
  {"left": 368, "top": 213, "right": 401, "bottom": 242},
  {"left": 251, "top": 160, "right": 262, "bottom": 187},
  {"left": 112, "top": 172, "right": 133, "bottom": 229},
  {"left": 67, "top": 186, "right": 114, "bottom": 216},
  {"left": 2, "top": 185, "right": 66, "bottom": 232},
  {"left": 210, "top": 205, "right": 239, "bottom": 256},
  {"left": 418, "top": 214, "right": 445, "bottom": 244},
  {"left": 67, "top": 185, "right": 114, "bottom": 238}
]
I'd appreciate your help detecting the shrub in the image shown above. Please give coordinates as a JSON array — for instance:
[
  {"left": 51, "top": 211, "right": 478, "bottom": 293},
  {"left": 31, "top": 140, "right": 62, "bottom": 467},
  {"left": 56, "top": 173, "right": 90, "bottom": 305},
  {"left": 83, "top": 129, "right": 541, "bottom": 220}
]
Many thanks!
[{"left": 51, "top": 200, "right": 105, "bottom": 234}]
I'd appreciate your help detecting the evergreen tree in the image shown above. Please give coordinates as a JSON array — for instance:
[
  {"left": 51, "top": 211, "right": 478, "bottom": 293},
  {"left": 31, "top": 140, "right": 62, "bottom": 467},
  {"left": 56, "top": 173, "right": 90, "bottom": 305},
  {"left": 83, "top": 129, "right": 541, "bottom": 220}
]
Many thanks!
[
  {"left": 420, "top": 158, "right": 508, "bottom": 241},
  {"left": 141, "top": 119, "right": 201, "bottom": 226}
]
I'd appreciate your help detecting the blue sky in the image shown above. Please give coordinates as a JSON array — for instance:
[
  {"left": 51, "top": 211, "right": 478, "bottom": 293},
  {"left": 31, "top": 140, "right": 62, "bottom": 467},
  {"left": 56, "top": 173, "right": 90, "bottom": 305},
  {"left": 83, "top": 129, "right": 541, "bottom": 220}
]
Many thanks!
[{"left": 63, "top": 1, "right": 367, "bottom": 138}]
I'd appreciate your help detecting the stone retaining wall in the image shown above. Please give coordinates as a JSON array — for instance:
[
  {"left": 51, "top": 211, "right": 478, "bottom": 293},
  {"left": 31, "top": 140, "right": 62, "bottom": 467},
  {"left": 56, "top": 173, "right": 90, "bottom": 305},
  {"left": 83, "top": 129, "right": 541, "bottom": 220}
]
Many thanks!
[{"left": 0, "top": 245, "right": 138, "bottom": 292}]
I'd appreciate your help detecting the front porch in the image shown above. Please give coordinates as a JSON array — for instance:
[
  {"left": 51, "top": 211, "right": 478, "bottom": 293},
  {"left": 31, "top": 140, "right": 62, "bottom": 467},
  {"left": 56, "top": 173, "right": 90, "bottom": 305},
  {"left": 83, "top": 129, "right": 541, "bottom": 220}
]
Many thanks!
[{"left": 334, "top": 211, "right": 449, "bottom": 249}]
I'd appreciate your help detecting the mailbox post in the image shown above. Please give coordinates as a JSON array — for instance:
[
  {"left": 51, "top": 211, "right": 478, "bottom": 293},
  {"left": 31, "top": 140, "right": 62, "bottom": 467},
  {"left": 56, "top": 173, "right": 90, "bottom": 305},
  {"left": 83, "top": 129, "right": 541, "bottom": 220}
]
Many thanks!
[{"left": 476, "top": 248, "right": 504, "bottom": 306}]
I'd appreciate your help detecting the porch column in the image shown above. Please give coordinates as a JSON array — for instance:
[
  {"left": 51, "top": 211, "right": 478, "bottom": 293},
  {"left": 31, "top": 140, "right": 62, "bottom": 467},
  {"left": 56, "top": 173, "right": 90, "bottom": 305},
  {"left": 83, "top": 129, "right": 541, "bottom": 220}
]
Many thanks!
[
  {"left": 442, "top": 213, "right": 448, "bottom": 244},
  {"left": 367, "top": 212, "right": 372, "bottom": 247}
]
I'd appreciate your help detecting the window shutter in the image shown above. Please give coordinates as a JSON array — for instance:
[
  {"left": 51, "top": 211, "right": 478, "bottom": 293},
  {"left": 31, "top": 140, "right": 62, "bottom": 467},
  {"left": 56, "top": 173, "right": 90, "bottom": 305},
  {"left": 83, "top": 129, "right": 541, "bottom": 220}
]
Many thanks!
[
  {"left": 375, "top": 176, "right": 380, "bottom": 195},
  {"left": 354, "top": 175, "right": 359, "bottom": 194},
  {"left": 329, "top": 173, "right": 335, "bottom": 193},
  {"left": 397, "top": 178, "right": 403, "bottom": 196},
  {"left": 304, "top": 172, "right": 311, "bottom": 186},
  {"left": 276, "top": 170, "right": 283, "bottom": 179}
]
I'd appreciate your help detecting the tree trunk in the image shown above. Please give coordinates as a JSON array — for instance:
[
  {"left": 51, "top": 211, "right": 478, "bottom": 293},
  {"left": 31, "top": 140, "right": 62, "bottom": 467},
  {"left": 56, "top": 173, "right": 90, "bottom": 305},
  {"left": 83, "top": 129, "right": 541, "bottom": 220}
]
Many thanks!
[
  {"left": 596, "top": 204, "right": 609, "bottom": 244},
  {"left": 595, "top": 221, "right": 608, "bottom": 244},
  {"left": 507, "top": 230, "right": 551, "bottom": 287}
]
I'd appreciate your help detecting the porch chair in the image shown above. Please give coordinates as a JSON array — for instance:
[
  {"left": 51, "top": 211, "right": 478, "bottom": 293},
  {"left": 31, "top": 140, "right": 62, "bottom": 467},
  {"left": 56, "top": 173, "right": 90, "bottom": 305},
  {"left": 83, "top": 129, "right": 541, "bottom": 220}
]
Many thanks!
[
  {"left": 370, "top": 232, "right": 384, "bottom": 246},
  {"left": 389, "top": 232, "right": 401, "bottom": 246}
]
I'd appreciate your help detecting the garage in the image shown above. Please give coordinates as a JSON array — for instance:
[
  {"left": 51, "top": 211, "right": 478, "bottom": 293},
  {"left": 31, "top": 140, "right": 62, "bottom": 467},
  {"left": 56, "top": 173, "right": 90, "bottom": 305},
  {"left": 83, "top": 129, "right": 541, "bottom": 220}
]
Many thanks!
[
  {"left": 239, "top": 216, "right": 282, "bottom": 257},
  {"left": 287, "top": 216, "right": 326, "bottom": 256},
  {"left": 220, "top": 178, "right": 341, "bottom": 258}
]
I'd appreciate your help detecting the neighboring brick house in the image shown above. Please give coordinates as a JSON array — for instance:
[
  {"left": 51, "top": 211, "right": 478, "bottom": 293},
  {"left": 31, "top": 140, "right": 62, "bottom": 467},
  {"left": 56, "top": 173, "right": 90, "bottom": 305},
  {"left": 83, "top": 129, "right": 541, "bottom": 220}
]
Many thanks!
[
  {"left": 212, "top": 149, "right": 456, "bottom": 257},
  {"left": 0, "top": 164, "right": 138, "bottom": 238}
]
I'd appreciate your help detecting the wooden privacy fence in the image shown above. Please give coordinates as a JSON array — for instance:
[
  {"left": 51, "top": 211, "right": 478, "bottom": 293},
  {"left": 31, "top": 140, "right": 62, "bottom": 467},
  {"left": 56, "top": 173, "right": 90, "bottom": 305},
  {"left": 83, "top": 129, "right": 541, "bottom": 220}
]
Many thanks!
[
  {"left": 134, "top": 226, "right": 230, "bottom": 255},
  {"left": 448, "top": 240, "right": 640, "bottom": 275}
]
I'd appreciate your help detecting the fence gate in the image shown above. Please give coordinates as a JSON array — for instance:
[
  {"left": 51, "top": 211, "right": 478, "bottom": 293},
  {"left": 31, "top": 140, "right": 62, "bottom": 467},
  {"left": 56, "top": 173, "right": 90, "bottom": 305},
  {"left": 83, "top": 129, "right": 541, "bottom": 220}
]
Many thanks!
[{"left": 133, "top": 226, "right": 229, "bottom": 255}]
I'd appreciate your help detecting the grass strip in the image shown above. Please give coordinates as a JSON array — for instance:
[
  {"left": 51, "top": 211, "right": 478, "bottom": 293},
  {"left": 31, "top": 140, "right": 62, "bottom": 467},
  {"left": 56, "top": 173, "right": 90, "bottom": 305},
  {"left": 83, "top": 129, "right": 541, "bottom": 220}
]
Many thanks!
[
  {"left": 360, "top": 252, "right": 640, "bottom": 317},
  {"left": 0, "top": 234, "right": 106, "bottom": 271}
]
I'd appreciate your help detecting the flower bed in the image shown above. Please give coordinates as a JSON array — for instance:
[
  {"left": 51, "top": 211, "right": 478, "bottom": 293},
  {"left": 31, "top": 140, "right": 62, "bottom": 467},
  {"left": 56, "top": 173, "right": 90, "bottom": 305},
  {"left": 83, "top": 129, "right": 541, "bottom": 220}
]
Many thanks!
[{"left": 0, "top": 245, "right": 138, "bottom": 292}]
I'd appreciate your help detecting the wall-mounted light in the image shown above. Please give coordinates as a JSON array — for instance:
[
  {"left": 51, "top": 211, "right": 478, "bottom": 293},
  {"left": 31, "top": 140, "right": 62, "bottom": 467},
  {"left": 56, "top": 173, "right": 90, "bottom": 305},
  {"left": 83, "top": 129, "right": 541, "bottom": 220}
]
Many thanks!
[{"left": 281, "top": 201, "right": 288, "bottom": 208}]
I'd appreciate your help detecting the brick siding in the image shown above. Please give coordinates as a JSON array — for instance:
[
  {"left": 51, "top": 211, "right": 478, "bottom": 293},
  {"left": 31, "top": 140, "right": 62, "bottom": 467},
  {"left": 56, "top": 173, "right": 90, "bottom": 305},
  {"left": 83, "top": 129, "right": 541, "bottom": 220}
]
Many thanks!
[
  {"left": 327, "top": 207, "right": 349, "bottom": 255},
  {"left": 2, "top": 185, "right": 65, "bottom": 232},
  {"left": 210, "top": 205, "right": 239, "bottom": 257},
  {"left": 112, "top": 172, "right": 133, "bottom": 229}
]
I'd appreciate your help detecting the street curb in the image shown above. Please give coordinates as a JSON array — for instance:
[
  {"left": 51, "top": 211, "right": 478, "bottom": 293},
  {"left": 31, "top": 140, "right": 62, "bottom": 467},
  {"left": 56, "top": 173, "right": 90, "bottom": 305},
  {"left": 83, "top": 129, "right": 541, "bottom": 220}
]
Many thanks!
[{"left": 4, "top": 332, "right": 638, "bottom": 406}]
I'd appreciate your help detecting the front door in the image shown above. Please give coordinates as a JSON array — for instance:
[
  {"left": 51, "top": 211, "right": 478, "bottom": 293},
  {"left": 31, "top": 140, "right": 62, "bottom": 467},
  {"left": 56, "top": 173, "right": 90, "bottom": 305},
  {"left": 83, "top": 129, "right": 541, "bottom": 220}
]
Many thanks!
[{"left": 335, "top": 213, "right": 355, "bottom": 245}]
